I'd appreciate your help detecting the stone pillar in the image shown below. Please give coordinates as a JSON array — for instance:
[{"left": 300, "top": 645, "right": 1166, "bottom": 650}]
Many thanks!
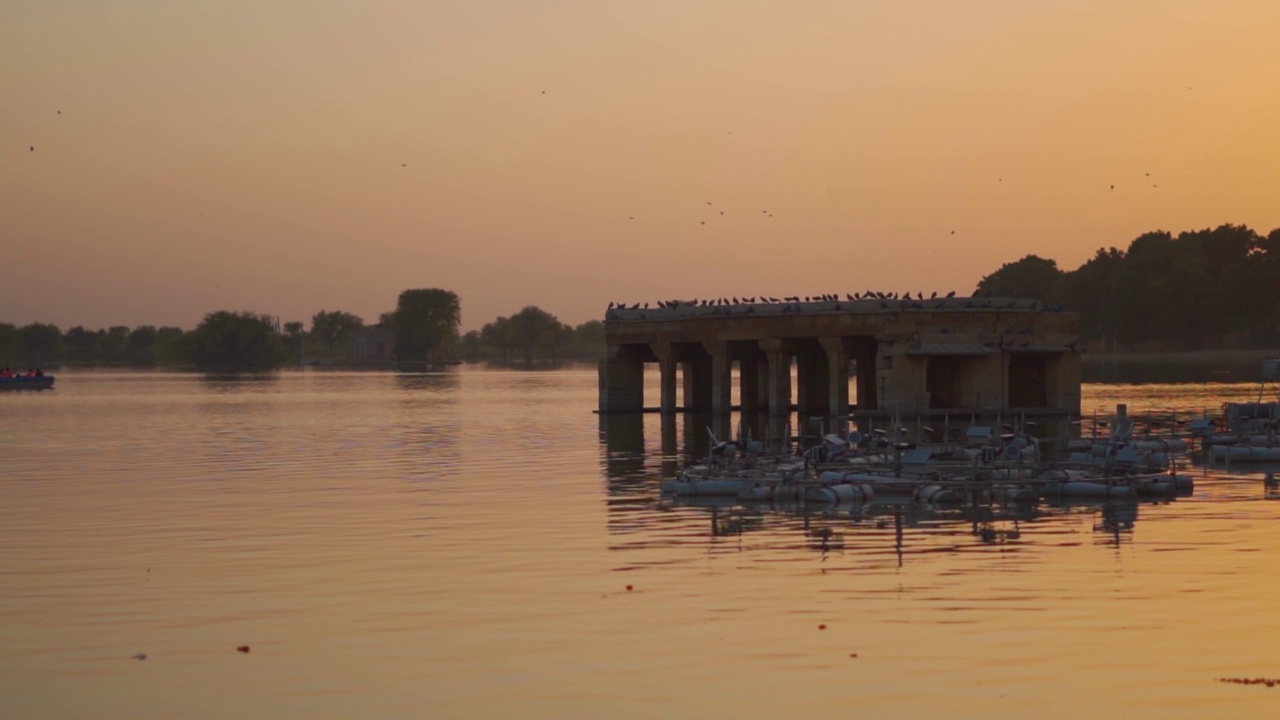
[
  {"left": 760, "top": 339, "right": 792, "bottom": 417},
  {"left": 652, "top": 344, "right": 678, "bottom": 414},
  {"left": 706, "top": 341, "right": 733, "bottom": 416},
  {"left": 796, "top": 345, "right": 830, "bottom": 421},
  {"left": 756, "top": 353, "right": 770, "bottom": 409},
  {"left": 597, "top": 351, "right": 644, "bottom": 413},
  {"left": 739, "top": 352, "right": 761, "bottom": 414},
  {"left": 854, "top": 341, "right": 878, "bottom": 410},
  {"left": 820, "top": 336, "right": 850, "bottom": 422},
  {"left": 682, "top": 352, "right": 713, "bottom": 413}
]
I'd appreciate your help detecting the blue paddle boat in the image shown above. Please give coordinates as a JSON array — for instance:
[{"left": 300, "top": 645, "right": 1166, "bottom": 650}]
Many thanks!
[{"left": 0, "top": 375, "right": 55, "bottom": 390}]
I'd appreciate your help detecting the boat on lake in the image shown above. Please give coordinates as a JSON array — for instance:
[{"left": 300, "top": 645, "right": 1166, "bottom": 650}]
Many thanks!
[{"left": 0, "top": 375, "right": 54, "bottom": 390}]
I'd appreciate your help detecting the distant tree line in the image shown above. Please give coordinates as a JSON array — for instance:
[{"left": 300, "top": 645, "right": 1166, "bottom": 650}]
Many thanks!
[
  {"left": 458, "top": 306, "right": 604, "bottom": 364},
  {"left": 0, "top": 288, "right": 606, "bottom": 371},
  {"left": 0, "top": 322, "right": 189, "bottom": 368},
  {"left": 976, "top": 224, "right": 1280, "bottom": 351}
]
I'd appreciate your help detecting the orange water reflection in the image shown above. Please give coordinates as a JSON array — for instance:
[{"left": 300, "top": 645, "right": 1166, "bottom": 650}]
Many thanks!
[{"left": 2, "top": 369, "right": 1279, "bottom": 718}]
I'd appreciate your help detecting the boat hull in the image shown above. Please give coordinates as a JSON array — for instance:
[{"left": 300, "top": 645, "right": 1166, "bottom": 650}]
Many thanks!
[{"left": 0, "top": 376, "right": 54, "bottom": 391}]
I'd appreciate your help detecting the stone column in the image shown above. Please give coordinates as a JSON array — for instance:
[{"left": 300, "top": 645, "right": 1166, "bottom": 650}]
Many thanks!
[
  {"left": 706, "top": 341, "right": 733, "bottom": 416},
  {"left": 854, "top": 341, "right": 878, "bottom": 410},
  {"left": 652, "top": 343, "right": 678, "bottom": 414},
  {"left": 796, "top": 345, "right": 830, "bottom": 420},
  {"left": 739, "top": 351, "right": 761, "bottom": 414},
  {"left": 820, "top": 336, "right": 851, "bottom": 422},
  {"left": 597, "top": 349, "right": 644, "bottom": 413},
  {"left": 759, "top": 339, "right": 792, "bottom": 417},
  {"left": 683, "top": 352, "right": 713, "bottom": 413}
]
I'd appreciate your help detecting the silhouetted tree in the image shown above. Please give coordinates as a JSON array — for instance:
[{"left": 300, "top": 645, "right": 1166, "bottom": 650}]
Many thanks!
[
  {"left": 0, "top": 323, "right": 22, "bottom": 366},
  {"left": 282, "top": 321, "right": 306, "bottom": 363},
  {"left": 63, "top": 326, "right": 99, "bottom": 363},
  {"left": 974, "top": 255, "right": 1063, "bottom": 304},
  {"left": 481, "top": 316, "right": 513, "bottom": 363},
  {"left": 507, "top": 306, "right": 566, "bottom": 364},
  {"left": 572, "top": 320, "right": 606, "bottom": 359},
  {"left": 458, "top": 330, "right": 482, "bottom": 362},
  {"left": 18, "top": 323, "right": 62, "bottom": 366},
  {"left": 153, "top": 326, "right": 187, "bottom": 366},
  {"left": 393, "top": 289, "right": 460, "bottom": 361},
  {"left": 127, "top": 326, "right": 159, "bottom": 365},
  {"left": 310, "top": 310, "right": 364, "bottom": 358},
  {"left": 186, "top": 311, "right": 285, "bottom": 372},
  {"left": 979, "top": 223, "right": 1280, "bottom": 351}
]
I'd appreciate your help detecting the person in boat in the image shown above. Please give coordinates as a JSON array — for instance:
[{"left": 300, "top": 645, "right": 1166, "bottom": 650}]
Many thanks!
[
  {"left": 34, "top": 369, "right": 44, "bottom": 377},
  {"left": 26, "top": 369, "right": 35, "bottom": 377},
  {"left": 0, "top": 368, "right": 10, "bottom": 378}
]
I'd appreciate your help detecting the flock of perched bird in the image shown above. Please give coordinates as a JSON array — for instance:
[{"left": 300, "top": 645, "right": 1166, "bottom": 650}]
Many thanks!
[
  {"left": 607, "top": 289, "right": 964, "bottom": 311},
  {"left": 602, "top": 291, "right": 1063, "bottom": 319}
]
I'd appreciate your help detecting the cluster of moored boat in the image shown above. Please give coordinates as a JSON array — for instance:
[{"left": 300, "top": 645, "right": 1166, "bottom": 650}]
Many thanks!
[
  {"left": 661, "top": 418, "right": 1194, "bottom": 509},
  {"left": 1192, "top": 401, "right": 1280, "bottom": 463}
]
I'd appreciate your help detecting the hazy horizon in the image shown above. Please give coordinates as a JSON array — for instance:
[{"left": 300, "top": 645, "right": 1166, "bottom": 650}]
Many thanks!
[{"left": 5, "top": 1, "right": 1279, "bottom": 332}]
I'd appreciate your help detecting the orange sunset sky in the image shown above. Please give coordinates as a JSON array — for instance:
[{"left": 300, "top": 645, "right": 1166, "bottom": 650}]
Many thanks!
[{"left": 4, "top": 1, "right": 1279, "bottom": 331}]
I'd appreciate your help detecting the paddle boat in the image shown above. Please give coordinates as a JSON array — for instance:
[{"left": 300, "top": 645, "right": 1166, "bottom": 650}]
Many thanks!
[{"left": 0, "top": 375, "right": 54, "bottom": 390}]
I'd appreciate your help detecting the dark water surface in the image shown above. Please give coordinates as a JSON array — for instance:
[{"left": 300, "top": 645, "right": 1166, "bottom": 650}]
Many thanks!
[{"left": 4, "top": 369, "right": 1280, "bottom": 719}]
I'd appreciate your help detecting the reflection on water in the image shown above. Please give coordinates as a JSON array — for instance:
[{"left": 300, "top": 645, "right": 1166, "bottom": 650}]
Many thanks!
[
  {"left": 8, "top": 370, "right": 1280, "bottom": 719},
  {"left": 393, "top": 370, "right": 461, "bottom": 392}
]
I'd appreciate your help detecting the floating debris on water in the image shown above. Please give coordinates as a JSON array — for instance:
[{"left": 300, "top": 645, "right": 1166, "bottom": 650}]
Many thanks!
[
  {"left": 131, "top": 653, "right": 147, "bottom": 661},
  {"left": 1219, "top": 677, "right": 1280, "bottom": 687},
  {"left": 237, "top": 645, "right": 251, "bottom": 654}
]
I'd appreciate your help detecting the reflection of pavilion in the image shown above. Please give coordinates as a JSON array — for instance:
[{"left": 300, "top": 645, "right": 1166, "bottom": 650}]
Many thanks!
[
  {"left": 597, "top": 408, "right": 1156, "bottom": 557},
  {"left": 666, "top": 497, "right": 1153, "bottom": 561}
]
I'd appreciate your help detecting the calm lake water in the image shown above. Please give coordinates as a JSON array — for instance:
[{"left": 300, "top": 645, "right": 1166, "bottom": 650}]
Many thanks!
[{"left": 4, "top": 368, "right": 1280, "bottom": 719}]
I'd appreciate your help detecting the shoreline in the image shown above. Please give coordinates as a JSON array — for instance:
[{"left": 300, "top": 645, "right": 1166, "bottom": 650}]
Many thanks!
[{"left": 1083, "top": 348, "right": 1280, "bottom": 384}]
